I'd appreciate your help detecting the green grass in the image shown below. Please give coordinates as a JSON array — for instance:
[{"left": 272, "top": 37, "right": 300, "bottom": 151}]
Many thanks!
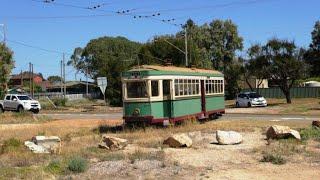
[
  {"left": 67, "top": 156, "right": 88, "bottom": 173},
  {"left": 0, "top": 166, "right": 46, "bottom": 179},
  {"left": 300, "top": 128, "right": 320, "bottom": 141},
  {"left": 0, "top": 138, "right": 22, "bottom": 154},
  {"left": 45, "top": 159, "right": 64, "bottom": 175},
  {"left": 261, "top": 153, "right": 286, "bottom": 165},
  {"left": 52, "top": 98, "right": 68, "bottom": 107}
]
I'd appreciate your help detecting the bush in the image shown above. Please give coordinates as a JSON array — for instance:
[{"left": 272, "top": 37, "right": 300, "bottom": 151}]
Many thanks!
[
  {"left": 261, "top": 153, "right": 286, "bottom": 165},
  {"left": 52, "top": 98, "right": 68, "bottom": 107},
  {"left": 300, "top": 128, "right": 320, "bottom": 141},
  {"left": 0, "top": 138, "right": 22, "bottom": 154},
  {"left": 67, "top": 156, "right": 88, "bottom": 173},
  {"left": 45, "top": 159, "right": 63, "bottom": 174}
]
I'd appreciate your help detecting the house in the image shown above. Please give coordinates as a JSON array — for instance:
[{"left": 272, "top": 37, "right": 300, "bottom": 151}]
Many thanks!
[
  {"left": 240, "top": 77, "right": 269, "bottom": 89},
  {"left": 9, "top": 71, "right": 44, "bottom": 87},
  {"left": 46, "top": 81, "right": 100, "bottom": 94}
]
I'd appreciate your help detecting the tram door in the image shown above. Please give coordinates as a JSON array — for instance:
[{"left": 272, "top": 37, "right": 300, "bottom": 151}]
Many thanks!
[
  {"left": 162, "top": 80, "right": 172, "bottom": 118},
  {"left": 200, "top": 80, "right": 206, "bottom": 113}
]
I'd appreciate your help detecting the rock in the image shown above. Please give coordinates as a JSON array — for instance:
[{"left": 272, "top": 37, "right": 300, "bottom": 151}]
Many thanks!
[
  {"left": 216, "top": 130, "right": 242, "bottom": 145},
  {"left": 98, "top": 135, "right": 128, "bottom": 150},
  {"left": 163, "top": 133, "right": 192, "bottom": 148},
  {"left": 25, "top": 136, "right": 61, "bottom": 154},
  {"left": 289, "top": 129, "right": 301, "bottom": 140},
  {"left": 312, "top": 120, "right": 320, "bottom": 128},
  {"left": 266, "top": 125, "right": 301, "bottom": 140}
]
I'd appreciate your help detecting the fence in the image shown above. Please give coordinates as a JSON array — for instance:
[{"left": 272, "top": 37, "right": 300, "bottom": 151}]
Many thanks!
[
  {"left": 33, "top": 92, "right": 101, "bottom": 100},
  {"left": 242, "top": 87, "right": 320, "bottom": 98}
]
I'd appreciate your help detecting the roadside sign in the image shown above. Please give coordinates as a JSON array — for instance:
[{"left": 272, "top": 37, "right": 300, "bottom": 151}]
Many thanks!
[{"left": 97, "top": 77, "right": 107, "bottom": 95}]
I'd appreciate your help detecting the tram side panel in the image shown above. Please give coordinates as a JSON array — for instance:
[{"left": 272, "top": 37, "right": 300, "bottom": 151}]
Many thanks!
[
  {"left": 170, "top": 97, "right": 202, "bottom": 122},
  {"left": 205, "top": 95, "right": 225, "bottom": 115}
]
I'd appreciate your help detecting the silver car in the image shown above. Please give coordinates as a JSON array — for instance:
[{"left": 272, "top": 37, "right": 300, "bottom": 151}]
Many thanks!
[{"left": 235, "top": 92, "right": 267, "bottom": 108}]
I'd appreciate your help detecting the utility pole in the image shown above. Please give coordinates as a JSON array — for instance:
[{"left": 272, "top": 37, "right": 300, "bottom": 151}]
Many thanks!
[
  {"left": 63, "top": 53, "right": 66, "bottom": 98},
  {"left": 185, "top": 26, "right": 188, "bottom": 67},
  {"left": 29, "top": 62, "right": 32, "bottom": 96},
  {"left": 0, "top": 23, "right": 6, "bottom": 45},
  {"left": 86, "top": 66, "right": 89, "bottom": 97},
  {"left": 60, "top": 60, "right": 63, "bottom": 96},
  {"left": 20, "top": 70, "right": 23, "bottom": 88},
  {"left": 31, "top": 64, "right": 34, "bottom": 98}
]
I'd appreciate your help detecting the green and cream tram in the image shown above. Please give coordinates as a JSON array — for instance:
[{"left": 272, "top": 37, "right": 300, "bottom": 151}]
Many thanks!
[{"left": 121, "top": 65, "right": 225, "bottom": 126}]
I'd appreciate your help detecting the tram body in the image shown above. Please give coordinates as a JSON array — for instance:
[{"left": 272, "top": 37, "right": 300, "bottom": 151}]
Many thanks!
[{"left": 121, "top": 65, "right": 225, "bottom": 126}]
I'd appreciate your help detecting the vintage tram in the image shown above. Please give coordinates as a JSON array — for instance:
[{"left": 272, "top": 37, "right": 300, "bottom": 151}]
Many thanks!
[{"left": 121, "top": 65, "right": 225, "bottom": 126}]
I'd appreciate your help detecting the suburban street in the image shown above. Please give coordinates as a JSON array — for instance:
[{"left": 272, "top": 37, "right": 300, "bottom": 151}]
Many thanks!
[{"left": 38, "top": 112, "right": 320, "bottom": 121}]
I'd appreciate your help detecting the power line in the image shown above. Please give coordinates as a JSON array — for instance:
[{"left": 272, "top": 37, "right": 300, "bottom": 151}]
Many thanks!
[
  {"left": 7, "top": 39, "right": 71, "bottom": 55},
  {"left": 29, "top": 0, "right": 178, "bottom": 27},
  {"left": 1, "top": 14, "right": 116, "bottom": 20},
  {"left": 135, "top": 0, "right": 268, "bottom": 14}
]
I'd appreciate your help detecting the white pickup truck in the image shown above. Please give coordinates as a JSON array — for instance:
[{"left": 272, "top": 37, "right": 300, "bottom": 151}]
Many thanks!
[{"left": 0, "top": 94, "right": 41, "bottom": 114}]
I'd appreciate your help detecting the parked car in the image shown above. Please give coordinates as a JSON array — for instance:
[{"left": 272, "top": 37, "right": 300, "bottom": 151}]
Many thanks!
[
  {"left": 0, "top": 94, "right": 41, "bottom": 113},
  {"left": 235, "top": 92, "right": 267, "bottom": 108}
]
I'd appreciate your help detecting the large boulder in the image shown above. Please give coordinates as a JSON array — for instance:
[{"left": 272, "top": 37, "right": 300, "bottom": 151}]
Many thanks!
[
  {"left": 98, "top": 135, "right": 128, "bottom": 150},
  {"left": 163, "top": 133, "right": 192, "bottom": 148},
  {"left": 312, "top": 121, "right": 320, "bottom": 128},
  {"left": 266, "top": 125, "right": 301, "bottom": 140},
  {"left": 216, "top": 130, "right": 243, "bottom": 145},
  {"left": 25, "top": 136, "right": 61, "bottom": 154}
]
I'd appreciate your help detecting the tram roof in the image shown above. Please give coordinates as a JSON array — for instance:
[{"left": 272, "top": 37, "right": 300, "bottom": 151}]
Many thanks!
[{"left": 123, "top": 65, "right": 223, "bottom": 77}]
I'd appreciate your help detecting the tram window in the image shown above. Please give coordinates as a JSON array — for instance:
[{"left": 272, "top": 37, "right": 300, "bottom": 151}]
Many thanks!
[
  {"left": 179, "top": 79, "right": 183, "bottom": 96},
  {"left": 174, "top": 79, "right": 200, "bottom": 97},
  {"left": 127, "top": 81, "right": 148, "bottom": 98},
  {"left": 220, "top": 80, "right": 224, "bottom": 93},
  {"left": 192, "top": 80, "right": 196, "bottom": 94},
  {"left": 183, "top": 79, "right": 188, "bottom": 95},
  {"left": 215, "top": 80, "right": 218, "bottom": 93},
  {"left": 174, "top": 80, "right": 179, "bottom": 96},
  {"left": 163, "top": 80, "right": 171, "bottom": 96},
  {"left": 196, "top": 80, "right": 199, "bottom": 94},
  {"left": 151, "top": 80, "right": 159, "bottom": 97},
  {"left": 205, "top": 80, "right": 209, "bottom": 94},
  {"left": 205, "top": 79, "right": 224, "bottom": 95},
  {"left": 188, "top": 80, "right": 192, "bottom": 95}
]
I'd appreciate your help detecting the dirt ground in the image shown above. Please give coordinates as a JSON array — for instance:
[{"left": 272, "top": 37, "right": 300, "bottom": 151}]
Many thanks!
[
  {"left": 1, "top": 118, "right": 319, "bottom": 180},
  {"left": 69, "top": 128, "right": 320, "bottom": 180}
]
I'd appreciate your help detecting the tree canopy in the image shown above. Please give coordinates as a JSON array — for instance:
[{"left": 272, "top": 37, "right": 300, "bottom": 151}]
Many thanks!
[
  {"left": 47, "top": 75, "right": 62, "bottom": 83},
  {"left": 304, "top": 21, "right": 320, "bottom": 77},
  {"left": 0, "top": 43, "right": 14, "bottom": 98},
  {"left": 69, "top": 36, "right": 141, "bottom": 105}
]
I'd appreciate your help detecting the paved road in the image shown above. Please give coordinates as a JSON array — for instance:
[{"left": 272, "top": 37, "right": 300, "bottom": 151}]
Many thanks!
[{"left": 38, "top": 112, "right": 319, "bottom": 121}]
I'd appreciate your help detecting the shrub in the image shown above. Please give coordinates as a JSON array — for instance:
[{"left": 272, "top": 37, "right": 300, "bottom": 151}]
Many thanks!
[
  {"left": 0, "top": 138, "right": 22, "bottom": 154},
  {"left": 67, "top": 156, "right": 88, "bottom": 173},
  {"left": 45, "top": 159, "right": 63, "bottom": 174},
  {"left": 261, "top": 153, "right": 286, "bottom": 165},
  {"left": 52, "top": 98, "right": 68, "bottom": 107},
  {"left": 300, "top": 128, "right": 320, "bottom": 141}
]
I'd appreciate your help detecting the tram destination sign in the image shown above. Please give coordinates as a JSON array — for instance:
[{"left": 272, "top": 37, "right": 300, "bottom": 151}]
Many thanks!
[{"left": 130, "top": 71, "right": 141, "bottom": 79}]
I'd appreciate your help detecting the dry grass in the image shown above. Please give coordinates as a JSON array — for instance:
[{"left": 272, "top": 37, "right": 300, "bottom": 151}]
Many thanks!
[
  {"left": 0, "top": 112, "right": 52, "bottom": 124},
  {"left": 40, "top": 98, "right": 122, "bottom": 113},
  {"left": 226, "top": 98, "right": 320, "bottom": 115},
  {"left": 0, "top": 118, "right": 316, "bottom": 179}
]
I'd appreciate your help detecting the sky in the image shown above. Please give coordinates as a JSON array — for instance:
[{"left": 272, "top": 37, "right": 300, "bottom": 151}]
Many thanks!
[{"left": 0, "top": 0, "right": 319, "bottom": 81}]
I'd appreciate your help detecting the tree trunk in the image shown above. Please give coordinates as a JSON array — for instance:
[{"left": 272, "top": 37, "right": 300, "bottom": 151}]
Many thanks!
[
  {"left": 245, "top": 78, "right": 254, "bottom": 91},
  {"left": 284, "top": 90, "right": 292, "bottom": 104}
]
